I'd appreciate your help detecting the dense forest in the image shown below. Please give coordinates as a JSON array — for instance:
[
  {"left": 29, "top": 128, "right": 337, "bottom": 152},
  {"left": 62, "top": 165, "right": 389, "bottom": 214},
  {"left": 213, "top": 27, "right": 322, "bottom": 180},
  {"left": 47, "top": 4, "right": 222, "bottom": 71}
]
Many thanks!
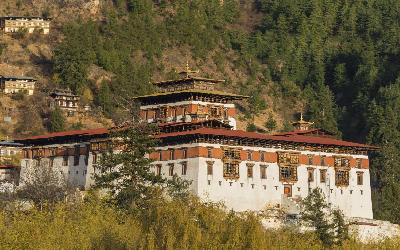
[{"left": 49, "top": 0, "right": 400, "bottom": 224}]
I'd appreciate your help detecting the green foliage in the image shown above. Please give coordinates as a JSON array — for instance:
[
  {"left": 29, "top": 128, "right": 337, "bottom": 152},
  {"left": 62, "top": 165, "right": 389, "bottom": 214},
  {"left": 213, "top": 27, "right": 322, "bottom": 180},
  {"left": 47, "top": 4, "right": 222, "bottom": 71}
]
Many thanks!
[
  {"left": 0, "top": 43, "right": 6, "bottom": 56},
  {"left": 95, "top": 81, "right": 114, "bottom": 116},
  {"left": 367, "top": 81, "right": 400, "bottom": 223},
  {"left": 0, "top": 195, "right": 398, "bottom": 249},
  {"left": 48, "top": 107, "right": 66, "bottom": 133},
  {"left": 246, "top": 123, "right": 257, "bottom": 132},
  {"left": 94, "top": 122, "right": 190, "bottom": 209},
  {"left": 265, "top": 113, "right": 277, "bottom": 132},
  {"left": 301, "top": 188, "right": 349, "bottom": 247},
  {"left": 53, "top": 22, "right": 98, "bottom": 94}
]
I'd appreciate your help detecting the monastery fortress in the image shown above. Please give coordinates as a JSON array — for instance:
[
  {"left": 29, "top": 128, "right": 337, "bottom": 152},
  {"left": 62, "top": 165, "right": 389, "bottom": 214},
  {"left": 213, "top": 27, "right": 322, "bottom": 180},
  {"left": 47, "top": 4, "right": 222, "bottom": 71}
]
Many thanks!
[{"left": 10, "top": 66, "right": 378, "bottom": 220}]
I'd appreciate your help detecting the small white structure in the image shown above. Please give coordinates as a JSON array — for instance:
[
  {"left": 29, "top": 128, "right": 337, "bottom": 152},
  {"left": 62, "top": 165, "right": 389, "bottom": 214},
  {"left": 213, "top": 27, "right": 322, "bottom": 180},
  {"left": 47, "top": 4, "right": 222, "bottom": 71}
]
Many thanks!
[{"left": 0, "top": 16, "right": 51, "bottom": 34}]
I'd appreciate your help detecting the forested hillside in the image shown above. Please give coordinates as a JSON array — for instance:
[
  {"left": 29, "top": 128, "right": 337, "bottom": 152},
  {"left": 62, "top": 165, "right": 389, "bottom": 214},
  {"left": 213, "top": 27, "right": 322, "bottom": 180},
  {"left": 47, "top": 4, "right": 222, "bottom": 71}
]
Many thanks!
[{"left": 1, "top": 0, "right": 400, "bottom": 223}]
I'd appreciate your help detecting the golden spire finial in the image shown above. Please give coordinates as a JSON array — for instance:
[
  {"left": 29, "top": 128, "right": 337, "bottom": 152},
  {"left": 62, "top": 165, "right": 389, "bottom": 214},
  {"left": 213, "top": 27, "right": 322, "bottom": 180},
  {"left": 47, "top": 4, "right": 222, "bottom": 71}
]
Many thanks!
[
  {"left": 300, "top": 112, "right": 304, "bottom": 122},
  {"left": 178, "top": 61, "right": 199, "bottom": 78}
]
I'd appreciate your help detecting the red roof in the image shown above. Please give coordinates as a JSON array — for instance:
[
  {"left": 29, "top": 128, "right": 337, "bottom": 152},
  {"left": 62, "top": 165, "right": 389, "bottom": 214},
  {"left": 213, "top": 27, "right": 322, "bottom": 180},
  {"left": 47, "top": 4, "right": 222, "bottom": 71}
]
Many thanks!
[
  {"left": 0, "top": 164, "right": 18, "bottom": 169},
  {"left": 272, "top": 128, "right": 334, "bottom": 137},
  {"left": 155, "top": 128, "right": 377, "bottom": 150},
  {"left": 19, "top": 128, "right": 109, "bottom": 141}
]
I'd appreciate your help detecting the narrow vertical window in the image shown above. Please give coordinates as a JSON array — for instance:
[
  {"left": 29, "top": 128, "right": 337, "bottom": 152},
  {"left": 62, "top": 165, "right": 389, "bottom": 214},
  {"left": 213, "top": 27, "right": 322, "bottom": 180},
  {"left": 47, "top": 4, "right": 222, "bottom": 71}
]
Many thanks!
[
  {"left": 182, "top": 148, "right": 187, "bottom": 158},
  {"left": 307, "top": 168, "right": 314, "bottom": 182},
  {"left": 357, "top": 172, "right": 363, "bottom": 185},
  {"left": 207, "top": 147, "right": 212, "bottom": 158},
  {"left": 260, "top": 165, "right": 267, "bottom": 179},
  {"left": 170, "top": 149, "right": 174, "bottom": 160},
  {"left": 181, "top": 162, "right": 187, "bottom": 175},
  {"left": 156, "top": 164, "right": 162, "bottom": 176},
  {"left": 93, "top": 153, "right": 98, "bottom": 164},
  {"left": 247, "top": 151, "right": 252, "bottom": 161},
  {"left": 260, "top": 152, "right": 265, "bottom": 162},
  {"left": 308, "top": 154, "right": 313, "bottom": 165},
  {"left": 168, "top": 164, "right": 174, "bottom": 176},
  {"left": 247, "top": 163, "right": 254, "bottom": 178},
  {"left": 159, "top": 151, "right": 162, "bottom": 161},
  {"left": 321, "top": 156, "right": 326, "bottom": 166},
  {"left": 207, "top": 161, "right": 214, "bottom": 176},
  {"left": 356, "top": 159, "right": 362, "bottom": 169},
  {"left": 320, "top": 169, "right": 327, "bottom": 183}
]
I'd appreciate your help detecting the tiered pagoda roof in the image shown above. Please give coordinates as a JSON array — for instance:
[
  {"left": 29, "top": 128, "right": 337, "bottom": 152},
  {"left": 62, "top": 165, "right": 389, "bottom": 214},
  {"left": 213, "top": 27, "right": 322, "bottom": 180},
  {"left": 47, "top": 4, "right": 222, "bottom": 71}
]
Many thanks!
[{"left": 135, "top": 64, "right": 248, "bottom": 105}]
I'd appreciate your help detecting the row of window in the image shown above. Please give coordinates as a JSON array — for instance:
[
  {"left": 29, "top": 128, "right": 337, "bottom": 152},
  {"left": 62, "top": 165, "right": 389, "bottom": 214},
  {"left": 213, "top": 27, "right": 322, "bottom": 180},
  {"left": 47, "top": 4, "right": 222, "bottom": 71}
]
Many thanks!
[
  {"left": 157, "top": 148, "right": 365, "bottom": 169},
  {"left": 154, "top": 162, "right": 187, "bottom": 176},
  {"left": 219, "top": 162, "right": 365, "bottom": 186}
]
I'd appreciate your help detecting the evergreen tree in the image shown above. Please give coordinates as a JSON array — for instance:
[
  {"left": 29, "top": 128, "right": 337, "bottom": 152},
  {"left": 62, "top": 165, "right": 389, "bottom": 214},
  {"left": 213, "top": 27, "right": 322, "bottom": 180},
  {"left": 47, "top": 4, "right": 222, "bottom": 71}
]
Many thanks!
[
  {"left": 367, "top": 82, "right": 400, "bottom": 223},
  {"left": 48, "top": 107, "right": 66, "bottom": 133},
  {"left": 94, "top": 122, "right": 190, "bottom": 210}
]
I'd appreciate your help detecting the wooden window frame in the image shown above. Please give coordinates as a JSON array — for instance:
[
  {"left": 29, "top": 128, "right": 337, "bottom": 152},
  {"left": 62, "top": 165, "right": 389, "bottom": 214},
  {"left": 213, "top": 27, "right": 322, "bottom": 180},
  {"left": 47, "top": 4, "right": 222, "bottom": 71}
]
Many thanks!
[
  {"left": 307, "top": 167, "right": 314, "bottom": 182},
  {"left": 357, "top": 171, "right": 363, "bottom": 185},
  {"left": 260, "top": 165, "right": 267, "bottom": 179},
  {"left": 207, "top": 161, "right": 214, "bottom": 176},
  {"left": 335, "top": 169, "right": 349, "bottom": 186},
  {"left": 247, "top": 163, "right": 254, "bottom": 178},
  {"left": 320, "top": 169, "right": 327, "bottom": 183},
  {"left": 168, "top": 163, "right": 174, "bottom": 176},
  {"left": 181, "top": 161, "right": 187, "bottom": 175},
  {"left": 279, "top": 165, "right": 298, "bottom": 182}
]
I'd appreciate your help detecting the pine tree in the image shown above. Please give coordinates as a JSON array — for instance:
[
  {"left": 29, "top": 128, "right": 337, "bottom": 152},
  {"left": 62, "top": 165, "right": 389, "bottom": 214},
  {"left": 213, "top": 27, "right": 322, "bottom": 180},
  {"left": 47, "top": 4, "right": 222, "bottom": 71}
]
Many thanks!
[
  {"left": 94, "top": 122, "right": 190, "bottom": 210},
  {"left": 48, "top": 107, "right": 66, "bottom": 132}
]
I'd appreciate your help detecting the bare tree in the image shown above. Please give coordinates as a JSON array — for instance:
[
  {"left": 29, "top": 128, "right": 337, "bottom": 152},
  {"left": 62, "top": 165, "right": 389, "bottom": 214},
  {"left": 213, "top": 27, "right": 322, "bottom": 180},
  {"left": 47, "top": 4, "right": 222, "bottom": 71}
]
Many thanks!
[{"left": 17, "top": 159, "right": 72, "bottom": 211}]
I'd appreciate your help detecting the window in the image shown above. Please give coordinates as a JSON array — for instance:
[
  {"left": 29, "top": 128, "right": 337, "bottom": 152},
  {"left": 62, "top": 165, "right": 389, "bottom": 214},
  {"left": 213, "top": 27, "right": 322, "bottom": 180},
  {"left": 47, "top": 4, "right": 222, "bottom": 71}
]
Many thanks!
[
  {"left": 182, "top": 148, "right": 187, "bottom": 158},
  {"left": 223, "top": 148, "right": 240, "bottom": 159},
  {"left": 307, "top": 168, "right": 314, "bottom": 182},
  {"left": 320, "top": 169, "right": 327, "bottom": 183},
  {"left": 169, "top": 149, "right": 175, "bottom": 160},
  {"left": 159, "top": 151, "right": 162, "bottom": 161},
  {"left": 207, "top": 147, "right": 213, "bottom": 158},
  {"left": 156, "top": 164, "right": 162, "bottom": 176},
  {"left": 223, "top": 162, "right": 239, "bottom": 179},
  {"left": 49, "top": 157, "right": 54, "bottom": 167},
  {"left": 356, "top": 159, "right": 362, "bottom": 169},
  {"left": 63, "top": 155, "right": 69, "bottom": 166},
  {"left": 321, "top": 156, "right": 326, "bottom": 166},
  {"left": 207, "top": 161, "right": 214, "bottom": 175},
  {"left": 357, "top": 172, "right": 363, "bottom": 185},
  {"left": 308, "top": 155, "right": 313, "bottom": 165},
  {"left": 83, "top": 170, "right": 87, "bottom": 175},
  {"left": 247, "top": 164, "right": 254, "bottom": 178},
  {"left": 279, "top": 165, "right": 298, "bottom": 182},
  {"left": 260, "top": 152, "right": 265, "bottom": 162},
  {"left": 181, "top": 162, "right": 187, "bottom": 175},
  {"left": 93, "top": 154, "right": 98, "bottom": 164},
  {"left": 247, "top": 151, "right": 252, "bottom": 161},
  {"left": 168, "top": 164, "right": 174, "bottom": 176},
  {"left": 335, "top": 170, "right": 349, "bottom": 186},
  {"left": 334, "top": 157, "right": 350, "bottom": 168},
  {"left": 260, "top": 165, "right": 267, "bottom": 179}
]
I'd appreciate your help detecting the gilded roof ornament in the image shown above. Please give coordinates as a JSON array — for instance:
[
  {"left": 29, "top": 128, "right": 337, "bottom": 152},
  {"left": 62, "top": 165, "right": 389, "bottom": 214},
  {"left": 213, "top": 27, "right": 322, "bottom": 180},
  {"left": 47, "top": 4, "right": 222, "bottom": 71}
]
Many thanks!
[{"left": 178, "top": 61, "right": 199, "bottom": 78}]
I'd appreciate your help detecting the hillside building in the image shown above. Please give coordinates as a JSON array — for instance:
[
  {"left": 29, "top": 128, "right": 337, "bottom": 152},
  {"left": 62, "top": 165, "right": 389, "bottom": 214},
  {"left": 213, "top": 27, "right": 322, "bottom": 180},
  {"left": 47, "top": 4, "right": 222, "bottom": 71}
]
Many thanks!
[
  {"left": 0, "top": 16, "right": 50, "bottom": 34},
  {"left": 0, "top": 75, "right": 36, "bottom": 95},
  {"left": 17, "top": 67, "right": 377, "bottom": 219},
  {"left": 49, "top": 89, "right": 80, "bottom": 115}
]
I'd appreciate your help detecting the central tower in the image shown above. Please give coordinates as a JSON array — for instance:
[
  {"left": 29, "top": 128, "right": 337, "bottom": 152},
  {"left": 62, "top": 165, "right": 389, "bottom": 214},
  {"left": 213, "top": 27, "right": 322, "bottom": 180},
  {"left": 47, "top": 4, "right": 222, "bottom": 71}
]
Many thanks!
[{"left": 136, "top": 64, "right": 248, "bottom": 129}]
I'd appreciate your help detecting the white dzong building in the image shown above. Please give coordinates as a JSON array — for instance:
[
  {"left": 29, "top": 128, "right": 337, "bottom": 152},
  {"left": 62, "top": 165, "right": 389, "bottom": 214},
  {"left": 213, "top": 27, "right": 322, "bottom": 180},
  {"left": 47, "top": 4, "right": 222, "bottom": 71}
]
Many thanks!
[{"left": 17, "top": 68, "right": 377, "bottom": 219}]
